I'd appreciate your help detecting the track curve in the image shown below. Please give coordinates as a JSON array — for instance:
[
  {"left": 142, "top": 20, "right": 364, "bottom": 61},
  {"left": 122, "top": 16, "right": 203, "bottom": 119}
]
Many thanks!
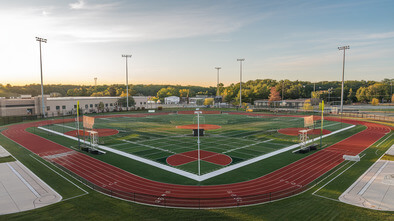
[{"left": 1, "top": 112, "right": 391, "bottom": 208}]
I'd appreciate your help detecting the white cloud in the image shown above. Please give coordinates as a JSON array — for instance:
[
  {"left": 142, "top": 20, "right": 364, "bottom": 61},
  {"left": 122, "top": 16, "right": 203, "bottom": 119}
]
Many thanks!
[{"left": 69, "top": 0, "right": 85, "bottom": 10}]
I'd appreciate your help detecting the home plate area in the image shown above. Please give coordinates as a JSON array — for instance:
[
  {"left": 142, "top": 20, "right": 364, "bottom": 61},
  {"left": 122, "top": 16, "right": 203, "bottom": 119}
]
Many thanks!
[{"left": 166, "top": 150, "right": 232, "bottom": 166}]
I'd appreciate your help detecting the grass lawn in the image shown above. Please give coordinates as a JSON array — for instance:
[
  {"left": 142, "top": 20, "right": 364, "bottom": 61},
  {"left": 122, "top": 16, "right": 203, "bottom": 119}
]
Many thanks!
[{"left": 0, "top": 155, "right": 15, "bottom": 163}]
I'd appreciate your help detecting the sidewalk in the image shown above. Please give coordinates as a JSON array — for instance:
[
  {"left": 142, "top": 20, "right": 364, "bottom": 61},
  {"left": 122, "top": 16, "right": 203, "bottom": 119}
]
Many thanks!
[{"left": 0, "top": 146, "right": 62, "bottom": 215}]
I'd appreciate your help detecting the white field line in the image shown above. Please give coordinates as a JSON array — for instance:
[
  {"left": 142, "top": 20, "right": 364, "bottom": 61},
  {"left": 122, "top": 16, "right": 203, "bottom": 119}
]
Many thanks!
[
  {"left": 99, "top": 118, "right": 116, "bottom": 121},
  {"left": 223, "top": 139, "right": 273, "bottom": 153},
  {"left": 122, "top": 140, "right": 175, "bottom": 154},
  {"left": 376, "top": 133, "right": 393, "bottom": 147},
  {"left": 54, "top": 124, "right": 76, "bottom": 130},
  {"left": 312, "top": 160, "right": 356, "bottom": 195},
  {"left": 358, "top": 161, "right": 388, "bottom": 195},
  {"left": 7, "top": 163, "right": 40, "bottom": 197},
  {"left": 323, "top": 122, "right": 341, "bottom": 128},
  {"left": 38, "top": 125, "right": 355, "bottom": 182}
]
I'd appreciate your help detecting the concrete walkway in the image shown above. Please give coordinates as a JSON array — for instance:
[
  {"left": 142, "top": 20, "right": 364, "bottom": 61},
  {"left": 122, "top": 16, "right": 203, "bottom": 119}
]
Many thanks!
[
  {"left": 0, "top": 146, "right": 62, "bottom": 215},
  {"left": 339, "top": 145, "right": 394, "bottom": 211}
]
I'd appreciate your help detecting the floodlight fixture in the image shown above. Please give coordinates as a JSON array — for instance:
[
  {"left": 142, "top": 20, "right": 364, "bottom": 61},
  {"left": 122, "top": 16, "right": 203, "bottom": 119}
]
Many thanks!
[
  {"left": 338, "top": 45, "right": 350, "bottom": 115},
  {"left": 36, "top": 37, "right": 47, "bottom": 118},
  {"left": 237, "top": 59, "right": 245, "bottom": 107}
]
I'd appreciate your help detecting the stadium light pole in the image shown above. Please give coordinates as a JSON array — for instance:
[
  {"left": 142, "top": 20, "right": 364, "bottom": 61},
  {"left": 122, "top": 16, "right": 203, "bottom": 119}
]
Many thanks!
[
  {"left": 338, "top": 46, "right": 349, "bottom": 115},
  {"left": 215, "top": 67, "right": 221, "bottom": 96},
  {"left": 36, "top": 37, "right": 47, "bottom": 118},
  {"left": 237, "top": 59, "right": 245, "bottom": 108},
  {"left": 122, "top": 54, "right": 132, "bottom": 111},
  {"left": 195, "top": 110, "right": 202, "bottom": 176}
]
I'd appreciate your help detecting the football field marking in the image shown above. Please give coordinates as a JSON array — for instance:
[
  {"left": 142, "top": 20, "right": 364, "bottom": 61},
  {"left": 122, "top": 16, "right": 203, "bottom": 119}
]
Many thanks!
[{"left": 38, "top": 125, "right": 354, "bottom": 181}]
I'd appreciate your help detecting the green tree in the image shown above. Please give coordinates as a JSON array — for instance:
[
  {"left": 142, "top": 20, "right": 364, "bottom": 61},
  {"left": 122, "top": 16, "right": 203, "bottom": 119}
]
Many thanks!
[
  {"left": 371, "top": 98, "right": 379, "bottom": 106},
  {"left": 97, "top": 102, "right": 105, "bottom": 113},
  {"left": 356, "top": 87, "right": 368, "bottom": 103},
  {"left": 157, "top": 87, "right": 179, "bottom": 99},
  {"left": 117, "top": 96, "right": 136, "bottom": 108},
  {"left": 108, "top": 86, "right": 117, "bottom": 96},
  {"left": 347, "top": 88, "right": 355, "bottom": 103},
  {"left": 204, "top": 98, "right": 214, "bottom": 106},
  {"left": 179, "top": 89, "right": 189, "bottom": 97}
]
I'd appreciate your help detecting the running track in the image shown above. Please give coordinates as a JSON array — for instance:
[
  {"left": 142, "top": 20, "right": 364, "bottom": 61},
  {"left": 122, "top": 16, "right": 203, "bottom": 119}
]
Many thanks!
[{"left": 1, "top": 112, "right": 391, "bottom": 208}]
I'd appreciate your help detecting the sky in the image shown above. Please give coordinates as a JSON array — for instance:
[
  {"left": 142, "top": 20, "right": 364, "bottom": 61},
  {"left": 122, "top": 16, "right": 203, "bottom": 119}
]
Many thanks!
[{"left": 1, "top": 0, "right": 393, "bottom": 87}]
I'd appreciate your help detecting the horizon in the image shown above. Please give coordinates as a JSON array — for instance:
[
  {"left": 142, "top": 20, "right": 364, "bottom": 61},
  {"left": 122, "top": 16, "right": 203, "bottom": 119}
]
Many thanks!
[
  {"left": 3, "top": 78, "right": 390, "bottom": 88},
  {"left": 1, "top": 0, "right": 394, "bottom": 86}
]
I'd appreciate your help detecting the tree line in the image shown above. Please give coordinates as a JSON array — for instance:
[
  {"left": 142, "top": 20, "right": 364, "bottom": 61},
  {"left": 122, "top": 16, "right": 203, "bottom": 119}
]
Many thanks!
[{"left": 0, "top": 78, "right": 392, "bottom": 104}]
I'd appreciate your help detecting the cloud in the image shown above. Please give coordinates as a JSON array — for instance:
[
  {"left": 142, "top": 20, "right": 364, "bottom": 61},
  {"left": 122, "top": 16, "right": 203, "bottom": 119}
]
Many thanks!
[
  {"left": 365, "top": 32, "right": 394, "bottom": 40},
  {"left": 69, "top": 0, "right": 85, "bottom": 10}
]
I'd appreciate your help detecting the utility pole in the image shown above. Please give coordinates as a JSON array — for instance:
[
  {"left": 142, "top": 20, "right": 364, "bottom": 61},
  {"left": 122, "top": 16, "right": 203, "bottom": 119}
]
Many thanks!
[
  {"left": 122, "top": 54, "right": 132, "bottom": 111},
  {"left": 36, "top": 37, "right": 47, "bottom": 118},
  {"left": 338, "top": 46, "right": 350, "bottom": 115},
  {"left": 237, "top": 59, "right": 245, "bottom": 108}
]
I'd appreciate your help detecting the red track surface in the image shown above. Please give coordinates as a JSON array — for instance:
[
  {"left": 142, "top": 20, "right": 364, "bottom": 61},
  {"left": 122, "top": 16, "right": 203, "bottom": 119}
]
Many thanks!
[
  {"left": 278, "top": 128, "right": 331, "bottom": 136},
  {"left": 166, "top": 150, "right": 232, "bottom": 166},
  {"left": 1, "top": 112, "right": 391, "bottom": 208}
]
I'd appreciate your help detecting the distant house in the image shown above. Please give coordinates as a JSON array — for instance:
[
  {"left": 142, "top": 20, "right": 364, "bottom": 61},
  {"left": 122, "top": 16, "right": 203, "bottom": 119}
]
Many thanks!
[{"left": 164, "top": 96, "right": 180, "bottom": 104}]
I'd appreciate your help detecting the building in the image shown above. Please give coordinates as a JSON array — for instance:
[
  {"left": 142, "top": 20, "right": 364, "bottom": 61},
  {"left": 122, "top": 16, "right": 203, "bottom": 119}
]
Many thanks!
[
  {"left": 164, "top": 96, "right": 180, "bottom": 104},
  {"left": 254, "top": 99, "right": 308, "bottom": 109},
  {"left": 0, "top": 96, "right": 41, "bottom": 117},
  {"left": 0, "top": 96, "right": 149, "bottom": 117}
]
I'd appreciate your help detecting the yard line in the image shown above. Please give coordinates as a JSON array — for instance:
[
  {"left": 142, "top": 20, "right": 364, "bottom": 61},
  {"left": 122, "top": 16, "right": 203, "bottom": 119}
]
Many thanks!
[
  {"left": 322, "top": 122, "right": 341, "bottom": 128},
  {"left": 99, "top": 118, "right": 116, "bottom": 121},
  {"left": 54, "top": 124, "right": 76, "bottom": 130},
  {"left": 122, "top": 140, "right": 175, "bottom": 154},
  {"left": 223, "top": 139, "right": 273, "bottom": 153}
]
